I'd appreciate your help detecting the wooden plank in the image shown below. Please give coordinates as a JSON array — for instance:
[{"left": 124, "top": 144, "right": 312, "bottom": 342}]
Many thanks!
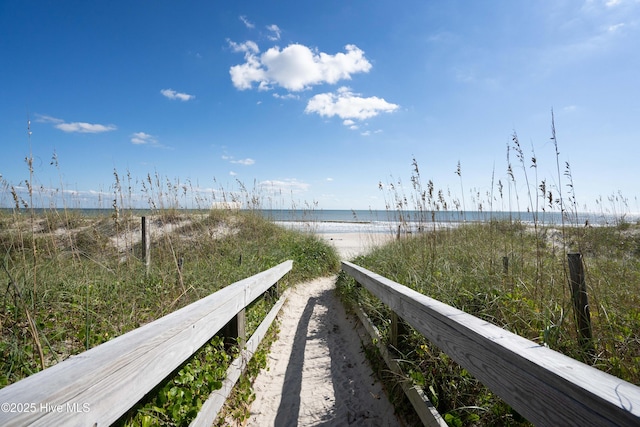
[
  {"left": 352, "top": 301, "right": 447, "bottom": 427},
  {"left": 341, "top": 261, "right": 640, "bottom": 426},
  {"left": 191, "top": 288, "right": 290, "bottom": 427},
  {"left": 0, "top": 260, "right": 292, "bottom": 427}
]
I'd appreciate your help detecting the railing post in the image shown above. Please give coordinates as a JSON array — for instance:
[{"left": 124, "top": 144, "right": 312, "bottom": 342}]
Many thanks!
[
  {"left": 567, "top": 252, "right": 594, "bottom": 361},
  {"left": 267, "top": 280, "right": 280, "bottom": 301},
  {"left": 141, "top": 216, "right": 151, "bottom": 274},
  {"left": 390, "top": 311, "right": 399, "bottom": 348},
  {"left": 220, "top": 309, "right": 246, "bottom": 350},
  {"left": 390, "top": 311, "right": 409, "bottom": 350}
]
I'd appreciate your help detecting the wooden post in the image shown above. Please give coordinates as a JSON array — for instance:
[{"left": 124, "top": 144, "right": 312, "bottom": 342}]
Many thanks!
[
  {"left": 502, "top": 256, "right": 509, "bottom": 275},
  {"left": 220, "top": 310, "right": 246, "bottom": 350},
  {"left": 267, "top": 280, "right": 280, "bottom": 301},
  {"left": 141, "top": 216, "right": 151, "bottom": 274},
  {"left": 390, "top": 311, "right": 399, "bottom": 348},
  {"left": 567, "top": 253, "right": 594, "bottom": 360},
  {"left": 390, "top": 311, "right": 409, "bottom": 350}
]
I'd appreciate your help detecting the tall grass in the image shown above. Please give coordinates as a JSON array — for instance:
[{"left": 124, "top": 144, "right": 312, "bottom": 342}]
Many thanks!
[
  {"left": 338, "top": 116, "right": 640, "bottom": 425},
  {"left": 1, "top": 150, "right": 340, "bottom": 425}
]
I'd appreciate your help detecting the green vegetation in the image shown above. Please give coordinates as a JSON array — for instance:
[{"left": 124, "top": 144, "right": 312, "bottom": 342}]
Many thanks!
[
  {"left": 337, "top": 136, "right": 640, "bottom": 425},
  {"left": 338, "top": 221, "right": 640, "bottom": 424},
  {"left": 0, "top": 206, "right": 339, "bottom": 425},
  {"left": 3, "top": 115, "right": 639, "bottom": 425}
]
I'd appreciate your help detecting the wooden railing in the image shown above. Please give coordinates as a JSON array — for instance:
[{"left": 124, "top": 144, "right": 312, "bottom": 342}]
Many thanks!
[
  {"left": 341, "top": 260, "right": 640, "bottom": 427},
  {"left": 0, "top": 260, "right": 293, "bottom": 427}
]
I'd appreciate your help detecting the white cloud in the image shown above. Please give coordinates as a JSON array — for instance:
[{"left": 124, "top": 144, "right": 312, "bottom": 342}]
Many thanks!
[
  {"left": 258, "top": 178, "right": 310, "bottom": 194},
  {"left": 161, "top": 89, "right": 195, "bottom": 101},
  {"left": 229, "top": 43, "right": 372, "bottom": 91},
  {"left": 56, "top": 122, "right": 117, "bottom": 133},
  {"left": 36, "top": 114, "right": 116, "bottom": 133},
  {"left": 343, "top": 119, "right": 359, "bottom": 129},
  {"left": 240, "top": 15, "right": 255, "bottom": 29},
  {"left": 34, "top": 114, "right": 64, "bottom": 124},
  {"left": 266, "top": 24, "right": 281, "bottom": 41},
  {"left": 305, "top": 87, "right": 399, "bottom": 121},
  {"left": 273, "top": 92, "right": 299, "bottom": 100},
  {"left": 228, "top": 40, "right": 259, "bottom": 54},
  {"left": 607, "top": 22, "right": 625, "bottom": 32},
  {"left": 222, "top": 155, "right": 255, "bottom": 165},
  {"left": 131, "top": 132, "right": 158, "bottom": 145},
  {"left": 233, "top": 158, "right": 255, "bottom": 166},
  {"left": 228, "top": 48, "right": 267, "bottom": 90}
]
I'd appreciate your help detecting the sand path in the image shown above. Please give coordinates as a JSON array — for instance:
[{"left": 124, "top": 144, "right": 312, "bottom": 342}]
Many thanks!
[{"left": 247, "top": 233, "right": 399, "bottom": 426}]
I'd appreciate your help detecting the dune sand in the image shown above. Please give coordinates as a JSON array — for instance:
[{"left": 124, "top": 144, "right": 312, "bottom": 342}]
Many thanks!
[
  {"left": 320, "top": 232, "right": 395, "bottom": 259},
  {"left": 246, "top": 233, "right": 399, "bottom": 426}
]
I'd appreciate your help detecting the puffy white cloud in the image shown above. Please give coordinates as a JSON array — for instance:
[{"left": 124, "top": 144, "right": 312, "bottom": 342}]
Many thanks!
[
  {"left": 229, "top": 43, "right": 372, "bottom": 91},
  {"left": 343, "top": 119, "right": 358, "bottom": 129},
  {"left": 161, "top": 89, "right": 195, "bottom": 101},
  {"left": 56, "top": 122, "right": 117, "bottom": 133},
  {"left": 230, "top": 55, "right": 267, "bottom": 90},
  {"left": 305, "top": 87, "right": 399, "bottom": 121},
  {"left": 130, "top": 132, "right": 157, "bottom": 145},
  {"left": 228, "top": 40, "right": 259, "bottom": 54}
]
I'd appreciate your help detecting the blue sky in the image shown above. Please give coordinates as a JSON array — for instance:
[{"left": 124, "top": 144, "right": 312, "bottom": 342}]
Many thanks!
[{"left": 1, "top": 1, "right": 639, "bottom": 213}]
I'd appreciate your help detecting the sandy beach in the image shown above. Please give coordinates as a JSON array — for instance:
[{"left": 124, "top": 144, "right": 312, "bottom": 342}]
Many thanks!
[
  {"left": 320, "top": 232, "right": 395, "bottom": 259},
  {"left": 246, "top": 233, "right": 399, "bottom": 426}
]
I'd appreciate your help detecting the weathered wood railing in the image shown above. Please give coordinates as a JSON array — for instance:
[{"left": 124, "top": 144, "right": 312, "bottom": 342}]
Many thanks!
[
  {"left": 0, "top": 260, "right": 293, "bottom": 427},
  {"left": 341, "top": 260, "right": 640, "bottom": 427}
]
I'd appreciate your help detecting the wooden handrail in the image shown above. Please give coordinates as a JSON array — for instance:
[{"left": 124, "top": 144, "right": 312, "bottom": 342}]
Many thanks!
[
  {"left": 341, "top": 260, "right": 640, "bottom": 426},
  {"left": 0, "top": 260, "right": 293, "bottom": 427}
]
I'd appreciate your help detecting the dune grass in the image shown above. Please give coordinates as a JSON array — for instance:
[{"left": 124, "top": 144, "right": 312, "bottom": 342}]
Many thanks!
[
  {"left": 337, "top": 136, "right": 640, "bottom": 426},
  {"left": 338, "top": 220, "right": 640, "bottom": 425},
  {"left": 0, "top": 205, "right": 339, "bottom": 425}
]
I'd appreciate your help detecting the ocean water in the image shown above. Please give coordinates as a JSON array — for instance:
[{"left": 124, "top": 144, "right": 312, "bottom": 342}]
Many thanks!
[
  {"left": 258, "top": 209, "right": 635, "bottom": 234},
  {"left": 3, "top": 208, "right": 634, "bottom": 234}
]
